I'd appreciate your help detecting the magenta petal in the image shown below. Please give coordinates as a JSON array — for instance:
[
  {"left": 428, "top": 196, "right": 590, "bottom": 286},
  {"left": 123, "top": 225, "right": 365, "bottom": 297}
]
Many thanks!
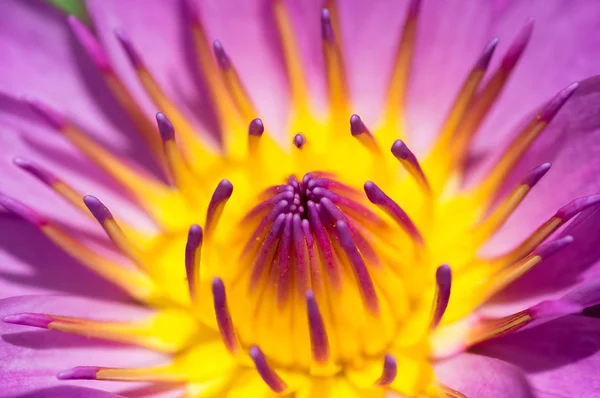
[
  {"left": 479, "top": 76, "right": 600, "bottom": 313},
  {"left": 0, "top": 295, "right": 166, "bottom": 396},
  {"left": 477, "top": 316, "right": 600, "bottom": 398},
  {"left": 435, "top": 352, "right": 534, "bottom": 397}
]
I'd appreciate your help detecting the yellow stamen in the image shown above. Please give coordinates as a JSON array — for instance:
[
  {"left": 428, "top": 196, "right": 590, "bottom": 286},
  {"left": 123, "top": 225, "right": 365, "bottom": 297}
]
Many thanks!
[
  {"left": 272, "top": 0, "right": 311, "bottom": 120},
  {"left": 379, "top": 0, "right": 420, "bottom": 140},
  {"left": 321, "top": 9, "right": 350, "bottom": 131}
]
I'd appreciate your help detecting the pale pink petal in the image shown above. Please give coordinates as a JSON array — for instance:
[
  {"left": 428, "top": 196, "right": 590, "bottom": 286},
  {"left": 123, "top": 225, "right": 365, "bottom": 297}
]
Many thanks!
[{"left": 435, "top": 352, "right": 534, "bottom": 397}]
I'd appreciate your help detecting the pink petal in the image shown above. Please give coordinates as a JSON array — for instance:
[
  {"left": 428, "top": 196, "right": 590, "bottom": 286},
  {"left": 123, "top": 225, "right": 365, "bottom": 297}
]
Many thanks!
[
  {"left": 476, "top": 315, "right": 600, "bottom": 398},
  {"left": 0, "top": 217, "right": 128, "bottom": 300},
  {"left": 0, "top": 1, "right": 155, "bottom": 170},
  {"left": 406, "top": 0, "right": 494, "bottom": 153},
  {"left": 84, "top": 0, "right": 216, "bottom": 136},
  {"left": 86, "top": 0, "right": 290, "bottom": 136},
  {"left": 0, "top": 295, "right": 167, "bottom": 396},
  {"left": 14, "top": 386, "right": 124, "bottom": 398},
  {"left": 435, "top": 352, "right": 534, "bottom": 397},
  {"left": 192, "top": 0, "right": 291, "bottom": 133}
]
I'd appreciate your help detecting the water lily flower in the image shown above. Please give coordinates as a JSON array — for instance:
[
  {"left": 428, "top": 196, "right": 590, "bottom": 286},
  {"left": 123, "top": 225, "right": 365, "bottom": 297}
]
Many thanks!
[{"left": 2, "top": 0, "right": 600, "bottom": 397}]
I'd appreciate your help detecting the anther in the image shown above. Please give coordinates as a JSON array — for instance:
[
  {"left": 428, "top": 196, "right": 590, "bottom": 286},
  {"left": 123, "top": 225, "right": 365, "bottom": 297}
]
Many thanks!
[
  {"left": 306, "top": 290, "right": 330, "bottom": 363},
  {"left": 430, "top": 264, "right": 452, "bottom": 329},
  {"left": 364, "top": 181, "right": 423, "bottom": 244},
  {"left": 57, "top": 366, "right": 102, "bottom": 380},
  {"left": 114, "top": 29, "right": 143, "bottom": 69},
  {"left": 26, "top": 99, "right": 68, "bottom": 131},
  {"left": 474, "top": 163, "right": 551, "bottom": 242},
  {"left": 248, "top": 118, "right": 264, "bottom": 155},
  {"left": 212, "top": 277, "right": 238, "bottom": 353},
  {"left": 156, "top": 113, "right": 200, "bottom": 202},
  {"left": 336, "top": 220, "right": 379, "bottom": 314},
  {"left": 320, "top": 9, "right": 334, "bottom": 42},
  {"left": 205, "top": 180, "right": 234, "bottom": 239},
  {"left": 250, "top": 213, "right": 287, "bottom": 290},
  {"left": 479, "top": 83, "right": 578, "bottom": 197},
  {"left": 293, "top": 133, "right": 306, "bottom": 149},
  {"left": 212, "top": 40, "right": 231, "bottom": 69},
  {"left": 492, "top": 194, "right": 600, "bottom": 265},
  {"left": 68, "top": 17, "right": 112, "bottom": 73},
  {"left": 249, "top": 346, "right": 287, "bottom": 393},
  {"left": 350, "top": 114, "right": 380, "bottom": 153},
  {"left": 276, "top": 213, "right": 294, "bottom": 306},
  {"left": 13, "top": 157, "right": 89, "bottom": 216},
  {"left": 391, "top": 139, "right": 430, "bottom": 192},
  {"left": 185, "top": 224, "right": 203, "bottom": 300},
  {"left": 375, "top": 354, "right": 398, "bottom": 386},
  {"left": 84, "top": 195, "right": 145, "bottom": 271}
]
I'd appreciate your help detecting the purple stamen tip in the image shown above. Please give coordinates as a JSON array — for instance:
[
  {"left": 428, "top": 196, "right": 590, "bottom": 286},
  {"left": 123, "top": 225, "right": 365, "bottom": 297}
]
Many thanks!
[
  {"left": 522, "top": 163, "right": 551, "bottom": 187},
  {"left": 350, "top": 114, "right": 368, "bottom": 136},
  {"left": 293, "top": 133, "right": 305, "bottom": 149},
  {"left": 3, "top": 313, "right": 53, "bottom": 329},
  {"left": 0, "top": 193, "right": 48, "bottom": 227},
  {"left": 321, "top": 9, "right": 334, "bottom": 42},
  {"left": 57, "top": 366, "right": 101, "bottom": 380},
  {"left": 83, "top": 195, "right": 113, "bottom": 224},
  {"left": 364, "top": 181, "right": 384, "bottom": 204},
  {"left": 534, "top": 235, "right": 573, "bottom": 259},
  {"left": 213, "top": 180, "right": 234, "bottom": 203},
  {"left": 114, "top": 29, "right": 143, "bottom": 69},
  {"left": 431, "top": 264, "right": 452, "bottom": 329},
  {"left": 25, "top": 99, "right": 67, "bottom": 130},
  {"left": 391, "top": 139, "right": 411, "bottom": 160},
  {"left": 501, "top": 19, "right": 534, "bottom": 71},
  {"left": 68, "top": 16, "right": 112, "bottom": 73},
  {"left": 212, "top": 276, "right": 237, "bottom": 352},
  {"left": 376, "top": 354, "right": 398, "bottom": 386},
  {"left": 474, "top": 37, "right": 500, "bottom": 71},
  {"left": 156, "top": 112, "right": 175, "bottom": 141},
  {"left": 436, "top": 264, "right": 452, "bottom": 288},
  {"left": 306, "top": 290, "right": 329, "bottom": 363},
  {"left": 185, "top": 224, "right": 203, "bottom": 296},
  {"left": 212, "top": 277, "right": 226, "bottom": 307},
  {"left": 187, "top": 224, "right": 203, "bottom": 250},
  {"left": 13, "top": 158, "right": 59, "bottom": 185},
  {"left": 538, "top": 82, "right": 579, "bottom": 123},
  {"left": 213, "top": 40, "right": 231, "bottom": 69},
  {"left": 249, "top": 346, "right": 287, "bottom": 393},
  {"left": 556, "top": 194, "right": 600, "bottom": 221},
  {"left": 363, "top": 181, "right": 423, "bottom": 243},
  {"left": 336, "top": 220, "right": 379, "bottom": 314},
  {"left": 248, "top": 118, "right": 264, "bottom": 137}
]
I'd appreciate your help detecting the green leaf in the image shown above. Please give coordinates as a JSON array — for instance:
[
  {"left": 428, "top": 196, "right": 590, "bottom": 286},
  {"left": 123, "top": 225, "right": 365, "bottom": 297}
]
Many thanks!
[{"left": 47, "top": 0, "right": 89, "bottom": 22}]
